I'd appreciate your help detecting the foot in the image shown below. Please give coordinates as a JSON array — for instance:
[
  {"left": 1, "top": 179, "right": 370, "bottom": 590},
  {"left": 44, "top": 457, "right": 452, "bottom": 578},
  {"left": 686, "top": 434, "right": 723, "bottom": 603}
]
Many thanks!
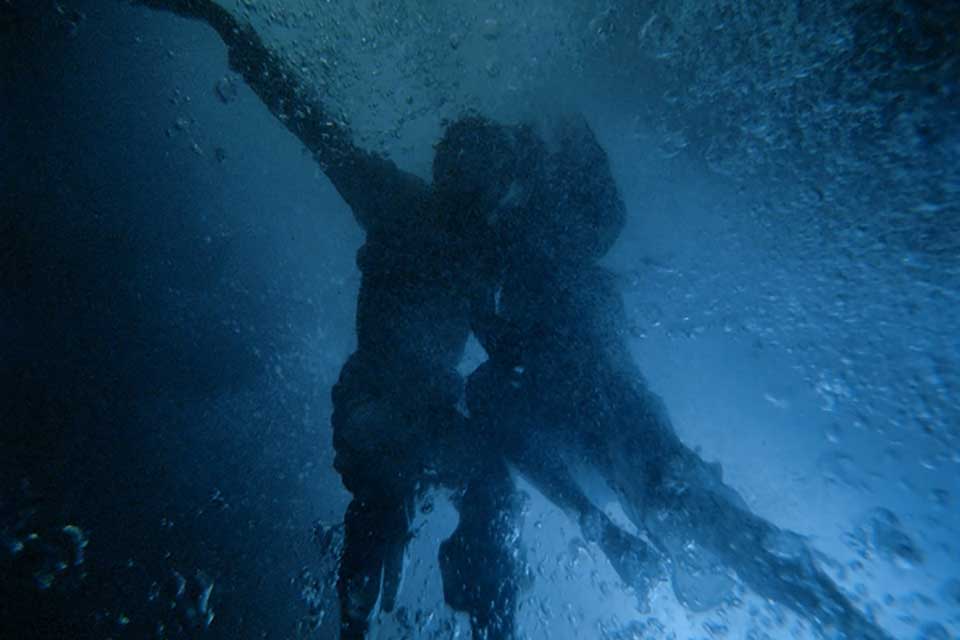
[
  {"left": 602, "top": 524, "right": 664, "bottom": 596},
  {"left": 580, "top": 511, "right": 664, "bottom": 596}
]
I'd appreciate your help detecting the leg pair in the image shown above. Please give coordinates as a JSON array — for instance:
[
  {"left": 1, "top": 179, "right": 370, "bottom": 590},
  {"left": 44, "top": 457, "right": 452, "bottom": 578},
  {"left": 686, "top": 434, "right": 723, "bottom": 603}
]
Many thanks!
[
  {"left": 334, "top": 391, "right": 524, "bottom": 638},
  {"left": 466, "top": 361, "right": 663, "bottom": 597},
  {"left": 337, "top": 466, "right": 524, "bottom": 640},
  {"left": 606, "top": 386, "right": 894, "bottom": 639}
]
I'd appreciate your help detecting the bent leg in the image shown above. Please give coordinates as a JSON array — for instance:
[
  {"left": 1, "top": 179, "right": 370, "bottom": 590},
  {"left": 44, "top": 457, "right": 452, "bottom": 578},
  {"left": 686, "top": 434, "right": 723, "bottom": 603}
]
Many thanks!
[
  {"left": 439, "top": 460, "right": 523, "bottom": 640},
  {"left": 642, "top": 465, "right": 892, "bottom": 639}
]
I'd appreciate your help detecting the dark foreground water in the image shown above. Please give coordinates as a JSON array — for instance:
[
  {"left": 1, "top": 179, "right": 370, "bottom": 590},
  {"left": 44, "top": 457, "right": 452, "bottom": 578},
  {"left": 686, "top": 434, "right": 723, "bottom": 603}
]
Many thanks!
[{"left": 2, "top": 2, "right": 958, "bottom": 639}]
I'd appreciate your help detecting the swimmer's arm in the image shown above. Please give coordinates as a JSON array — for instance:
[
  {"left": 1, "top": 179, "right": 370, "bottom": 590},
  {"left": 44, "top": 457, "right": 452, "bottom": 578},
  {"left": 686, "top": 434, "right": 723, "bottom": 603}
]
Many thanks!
[{"left": 135, "top": 0, "right": 427, "bottom": 231}]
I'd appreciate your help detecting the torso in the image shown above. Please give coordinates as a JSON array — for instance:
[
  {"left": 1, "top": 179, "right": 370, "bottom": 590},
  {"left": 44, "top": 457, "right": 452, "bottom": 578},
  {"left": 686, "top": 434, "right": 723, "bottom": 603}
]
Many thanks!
[{"left": 352, "top": 202, "right": 486, "bottom": 407}]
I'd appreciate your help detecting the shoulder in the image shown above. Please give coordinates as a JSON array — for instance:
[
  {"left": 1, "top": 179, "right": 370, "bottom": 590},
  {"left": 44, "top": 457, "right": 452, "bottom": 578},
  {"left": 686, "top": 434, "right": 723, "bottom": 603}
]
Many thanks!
[{"left": 326, "top": 150, "right": 430, "bottom": 233}]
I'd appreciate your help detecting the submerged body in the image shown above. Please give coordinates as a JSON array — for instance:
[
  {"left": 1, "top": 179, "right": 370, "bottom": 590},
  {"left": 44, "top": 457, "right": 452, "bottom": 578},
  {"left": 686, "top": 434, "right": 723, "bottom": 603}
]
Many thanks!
[
  {"left": 137, "top": 3, "right": 894, "bottom": 638},
  {"left": 331, "top": 177, "right": 523, "bottom": 639},
  {"left": 136, "top": 2, "right": 527, "bottom": 638},
  {"left": 468, "top": 119, "right": 895, "bottom": 639}
]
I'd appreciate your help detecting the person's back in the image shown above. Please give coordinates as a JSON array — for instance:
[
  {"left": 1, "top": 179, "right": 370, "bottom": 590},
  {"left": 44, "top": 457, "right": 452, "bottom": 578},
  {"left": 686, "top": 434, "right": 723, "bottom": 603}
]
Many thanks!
[
  {"left": 464, "top": 117, "right": 674, "bottom": 594},
  {"left": 470, "top": 116, "right": 634, "bottom": 444}
]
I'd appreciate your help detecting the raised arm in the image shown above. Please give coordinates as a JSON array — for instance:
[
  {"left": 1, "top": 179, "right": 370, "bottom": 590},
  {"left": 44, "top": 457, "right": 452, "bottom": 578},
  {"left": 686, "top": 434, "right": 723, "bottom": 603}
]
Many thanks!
[{"left": 136, "top": 0, "right": 426, "bottom": 230}]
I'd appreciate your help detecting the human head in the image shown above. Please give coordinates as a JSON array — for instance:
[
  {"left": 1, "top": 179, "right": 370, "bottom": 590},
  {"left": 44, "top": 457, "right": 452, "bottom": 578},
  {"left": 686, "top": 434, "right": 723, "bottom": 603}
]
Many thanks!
[{"left": 432, "top": 115, "right": 519, "bottom": 227}]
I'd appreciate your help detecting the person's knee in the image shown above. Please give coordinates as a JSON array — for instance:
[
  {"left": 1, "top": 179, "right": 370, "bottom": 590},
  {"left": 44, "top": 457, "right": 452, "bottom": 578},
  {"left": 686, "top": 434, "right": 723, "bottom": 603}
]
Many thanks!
[{"left": 332, "top": 393, "right": 423, "bottom": 490}]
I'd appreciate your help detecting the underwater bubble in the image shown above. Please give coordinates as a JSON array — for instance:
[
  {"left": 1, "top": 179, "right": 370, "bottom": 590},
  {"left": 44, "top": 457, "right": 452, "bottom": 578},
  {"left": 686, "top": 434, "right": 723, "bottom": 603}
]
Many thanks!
[
  {"left": 917, "top": 622, "right": 950, "bottom": 639},
  {"left": 940, "top": 578, "right": 960, "bottom": 606},
  {"left": 214, "top": 76, "right": 238, "bottom": 104},
  {"left": 312, "top": 520, "right": 345, "bottom": 560},
  {"left": 763, "top": 392, "right": 791, "bottom": 409},
  {"left": 762, "top": 530, "right": 810, "bottom": 564},
  {"left": 172, "top": 570, "right": 187, "bottom": 599},
  {"left": 34, "top": 570, "right": 55, "bottom": 590},
  {"left": 818, "top": 451, "right": 869, "bottom": 491},
  {"left": 825, "top": 422, "right": 842, "bottom": 444},
  {"left": 481, "top": 18, "right": 501, "bottom": 40},
  {"left": 61, "top": 524, "right": 88, "bottom": 566},
  {"left": 854, "top": 508, "right": 923, "bottom": 569},
  {"left": 703, "top": 619, "right": 730, "bottom": 638}
]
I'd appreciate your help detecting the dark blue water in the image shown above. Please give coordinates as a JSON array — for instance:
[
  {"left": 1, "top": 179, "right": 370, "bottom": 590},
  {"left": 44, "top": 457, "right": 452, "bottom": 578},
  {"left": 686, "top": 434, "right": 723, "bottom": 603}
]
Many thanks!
[{"left": 2, "top": 2, "right": 957, "bottom": 638}]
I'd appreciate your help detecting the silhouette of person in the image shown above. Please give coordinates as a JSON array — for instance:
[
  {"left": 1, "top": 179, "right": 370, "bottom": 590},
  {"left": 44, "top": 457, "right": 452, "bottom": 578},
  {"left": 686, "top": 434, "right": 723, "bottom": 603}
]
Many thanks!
[
  {"left": 328, "top": 116, "right": 526, "bottom": 639},
  {"left": 130, "top": 3, "right": 626, "bottom": 638},
  {"left": 134, "top": 4, "right": 891, "bottom": 639},
  {"left": 466, "top": 115, "right": 895, "bottom": 640}
]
